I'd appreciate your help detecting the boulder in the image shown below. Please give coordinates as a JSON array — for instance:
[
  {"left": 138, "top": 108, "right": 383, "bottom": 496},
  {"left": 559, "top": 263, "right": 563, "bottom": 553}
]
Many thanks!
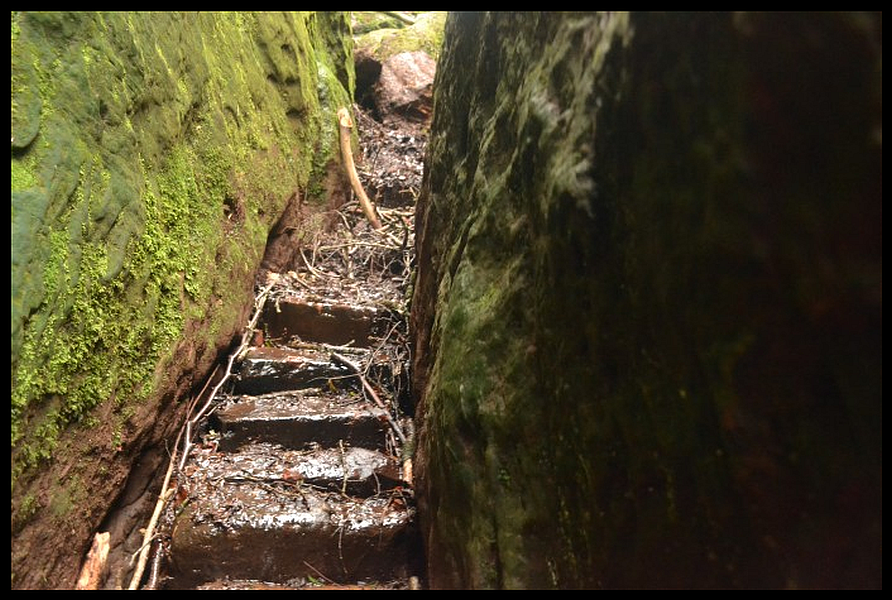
[
  {"left": 353, "top": 11, "right": 445, "bottom": 121},
  {"left": 374, "top": 51, "right": 436, "bottom": 124}
]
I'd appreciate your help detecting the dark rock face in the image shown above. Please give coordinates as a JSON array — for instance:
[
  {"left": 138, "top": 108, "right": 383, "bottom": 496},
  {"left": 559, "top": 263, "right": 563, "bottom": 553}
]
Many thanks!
[{"left": 411, "top": 12, "right": 881, "bottom": 589}]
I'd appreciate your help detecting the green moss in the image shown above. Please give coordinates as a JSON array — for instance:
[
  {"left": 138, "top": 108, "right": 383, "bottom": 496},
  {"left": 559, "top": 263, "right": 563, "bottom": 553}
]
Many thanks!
[
  {"left": 12, "top": 493, "right": 40, "bottom": 533},
  {"left": 11, "top": 11, "right": 353, "bottom": 486},
  {"left": 10, "top": 156, "right": 39, "bottom": 191},
  {"left": 354, "top": 11, "right": 446, "bottom": 61},
  {"left": 11, "top": 14, "right": 42, "bottom": 150},
  {"left": 351, "top": 12, "right": 407, "bottom": 36},
  {"left": 48, "top": 474, "right": 85, "bottom": 520}
]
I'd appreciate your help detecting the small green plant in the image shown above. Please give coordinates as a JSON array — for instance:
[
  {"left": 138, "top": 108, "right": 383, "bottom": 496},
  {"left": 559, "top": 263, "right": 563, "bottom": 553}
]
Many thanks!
[
  {"left": 111, "top": 429, "right": 123, "bottom": 453},
  {"left": 498, "top": 468, "right": 511, "bottom": 486},
  {"left": 13, "top": 493, "right": 40, "bottom": 532}
]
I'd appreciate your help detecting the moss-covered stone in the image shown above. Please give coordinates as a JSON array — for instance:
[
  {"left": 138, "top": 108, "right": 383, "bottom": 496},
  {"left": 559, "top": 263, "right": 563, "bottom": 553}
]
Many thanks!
[
  {"left": 351, "top": 11, "right": 410, "bottom": 36},
  {"left": 412, "top": 12, "right": 881, "bottom": 589},
  {"left": 11, "top": 10, "right": 353, "bottom": 589},
  {"left": 353, "top": 11, "right": 446, "bottom": 62}
]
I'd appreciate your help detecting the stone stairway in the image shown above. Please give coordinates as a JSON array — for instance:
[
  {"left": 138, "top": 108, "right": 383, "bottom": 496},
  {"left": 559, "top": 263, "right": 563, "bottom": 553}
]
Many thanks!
[{"left": 165, "top": 266, "right": 419, "bottom": 589}]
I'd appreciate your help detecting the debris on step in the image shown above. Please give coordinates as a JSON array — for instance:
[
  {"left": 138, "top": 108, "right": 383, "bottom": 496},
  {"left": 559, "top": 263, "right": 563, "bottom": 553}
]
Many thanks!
[
  {"left": 167, "top": 480, "right": 415, "bottom": 588},
  {"left": 233, "top": 346, "right": 361, "bottom": 395},
  {"left": 212, "top": 391, "right": 392, "bottom": 452},
  {"left": 151, "top": 103, "right": 425, "bottom": 590},
  {"left": 181, "top": 441, "right": 408, "bottom": 504},
  {"left": 197, "top": 578, "right": 416, "bottom": 590},
  {"left": 263, "top": 295, "right": 395, "bottom": 348}
]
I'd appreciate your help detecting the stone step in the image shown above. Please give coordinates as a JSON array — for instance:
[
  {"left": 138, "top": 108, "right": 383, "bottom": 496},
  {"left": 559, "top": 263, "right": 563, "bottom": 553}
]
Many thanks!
[
  {"left": 233, "top": 346, "right": 362, "bottom": 395},
  {"left": 212, "top": 390, "right": 391, "bottom": 451},
  {"left": 233, "top": 344, "right": 405, "bottom": 400},
  {"left": 197, "top": 578, "right": 416, "bottom": 590},
  {"left": 186, "top": 441, "right": 407, "bottom": 496},
  {"left": 262, "top": 295, "right": 396, "bottom": 349},
  {"left": 168, "top": 452, "right": 416, "bottom": 588}
]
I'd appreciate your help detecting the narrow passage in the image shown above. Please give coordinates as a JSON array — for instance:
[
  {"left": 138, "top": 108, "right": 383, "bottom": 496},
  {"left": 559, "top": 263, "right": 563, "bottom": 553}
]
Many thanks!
[{"left": 154, "top": 107, "right": 425, "bottom": 590}]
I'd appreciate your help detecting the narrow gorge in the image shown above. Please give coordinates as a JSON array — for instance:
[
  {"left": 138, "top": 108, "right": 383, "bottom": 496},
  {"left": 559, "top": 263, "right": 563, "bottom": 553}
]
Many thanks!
[{"left": 11, "top": 11, "right": 881, "bottom": 590}]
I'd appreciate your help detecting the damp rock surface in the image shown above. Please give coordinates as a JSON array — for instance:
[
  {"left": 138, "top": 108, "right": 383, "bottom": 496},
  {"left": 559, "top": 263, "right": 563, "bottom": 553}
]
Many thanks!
[{"left": 412, "top": 11, "right": 881, "bottom": 589}]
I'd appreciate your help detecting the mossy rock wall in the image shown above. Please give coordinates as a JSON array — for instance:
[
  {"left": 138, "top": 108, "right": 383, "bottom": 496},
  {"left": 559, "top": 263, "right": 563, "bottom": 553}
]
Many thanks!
[
  {"left": 11, "top": 11, "right": 353, "bottom": 589},
  {"left": 411, "top": 12, "right": 881, "bottom": 589}
]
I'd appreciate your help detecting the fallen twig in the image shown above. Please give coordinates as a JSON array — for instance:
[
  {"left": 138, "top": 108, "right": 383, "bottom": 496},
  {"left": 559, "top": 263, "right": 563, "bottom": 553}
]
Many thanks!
[
  {"left": 194, "top": 283, "right": 274, "bottom": 423},
  {"left": 381, "top": 11, "right": 416, "bottom": 26},
  {"left": 303, "top": 560, "right": 335, "bottom": 585},
  {"left": 300, "top": 249, "right": 335, "bottom": 280},
  {"left": 127, "top": 486, "right": 174, "bottom": 589},
  {"left": 317, "top": 240, "right": 402, "bottom": 252},
  {"left": 178, "top": 282, "right": 275, "bottom": 472},
  {"left": 335, "top": 207, "right": 354, "bottom": 231},
  {"left": 331, "top": 352, "right": 406, "bottom": 445},
  {"left": 384, "top": 230, "right": 403, "bottom": 247},
  {"left": 128, "top": 281, "right": 278, "bottom": 589},
  {"left": 339, "top": 439, "right": 349, "bottom": 495}
]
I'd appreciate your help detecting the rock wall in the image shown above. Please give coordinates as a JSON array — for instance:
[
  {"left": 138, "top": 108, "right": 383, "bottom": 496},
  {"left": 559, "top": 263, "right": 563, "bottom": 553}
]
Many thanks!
[
  {"left": 11, "top": 11, "right": 353, "bottom": 589},
  {"left": 411, "top": 12, "right": 881, "bottom": 589}
]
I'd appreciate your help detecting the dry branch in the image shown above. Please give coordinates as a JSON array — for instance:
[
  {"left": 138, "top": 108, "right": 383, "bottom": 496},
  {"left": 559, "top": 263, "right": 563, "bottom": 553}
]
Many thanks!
[
  {"left": 127, "top": 477, "right": 175, "bottom": 589},
  {"left": 178, "top": 282, "right": 275, "bottom": 472},
  {"left": 331, "top": 351, "right": 406, "bottom": 445},
  {"left": 129, "top": 283, "right": 275, "bottom": 589},
  {"left": 338, "top": 107, "right": 383, "bottom": 230},
  {"left": 381, "top": 11, "right": 416, "bottom": 26}
]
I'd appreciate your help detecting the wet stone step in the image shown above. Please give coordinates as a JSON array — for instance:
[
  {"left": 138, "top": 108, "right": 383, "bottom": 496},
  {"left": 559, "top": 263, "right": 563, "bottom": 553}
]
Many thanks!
[
  {"left": 263, "top": 296, "right": 396, "bottom": 348},
  {"left": 234, "top": 345, "right": 402, "bottom": 397},
  {"left": 185, "top": 441, "right": 407, "bottom": 496},
  {"left": 234, "top": 346, "right": 361, "bottom": 395},
  {"left": 212, "top": 390, "right": 391, "bottom": 452},
  {"left": 197, "top": 579, "right": 416, "bottom": 590},
  {"left": 168, "top": 464, "right": 416, "bottom": 588}
]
